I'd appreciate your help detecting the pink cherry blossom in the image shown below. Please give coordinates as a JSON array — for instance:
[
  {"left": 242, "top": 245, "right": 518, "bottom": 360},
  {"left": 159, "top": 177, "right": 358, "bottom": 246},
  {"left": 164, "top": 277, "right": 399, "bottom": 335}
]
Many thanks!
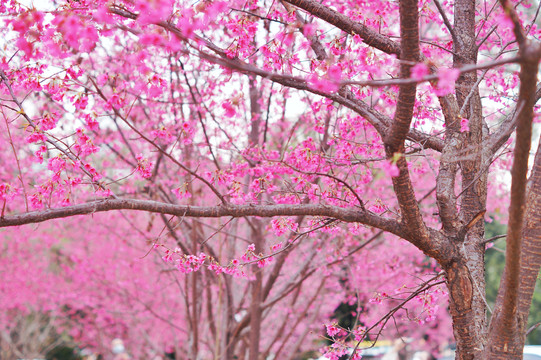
[
  {"left": 435, "top": 68, "right": 460, "bottom": 96},
  {"left": 460, "top": 117, "right": 470, "bottom": 132},
  {"left": 411, "top": 62, "right": 429, "bottom": 80}
]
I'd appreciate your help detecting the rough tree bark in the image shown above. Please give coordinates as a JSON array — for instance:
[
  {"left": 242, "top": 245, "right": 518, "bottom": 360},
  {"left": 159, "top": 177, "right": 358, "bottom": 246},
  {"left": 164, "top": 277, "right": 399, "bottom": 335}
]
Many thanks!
[{"left": 439, "top": 1, "right": 489, "bottom": 359}]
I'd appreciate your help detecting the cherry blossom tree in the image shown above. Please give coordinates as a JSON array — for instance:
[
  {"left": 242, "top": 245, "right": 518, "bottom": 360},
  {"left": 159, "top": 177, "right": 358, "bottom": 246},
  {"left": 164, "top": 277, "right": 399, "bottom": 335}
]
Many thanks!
[
  {"left": 0, "top": 0, "right": 540, "bottom": 359},
  {"left": 2, "top": 213, "right": 452, "bottom": 359}
]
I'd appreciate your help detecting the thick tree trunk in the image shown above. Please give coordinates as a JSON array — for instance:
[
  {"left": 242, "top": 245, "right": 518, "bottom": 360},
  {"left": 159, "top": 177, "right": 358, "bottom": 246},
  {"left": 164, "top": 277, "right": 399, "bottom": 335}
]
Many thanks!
[
  {"left": 443, "top": 246, "right": 487, "bottom": 360},
  {"left": 447, "top": 1, "right": 489, "bottom": 358},
  {"left": 518, "top": 139, "right": 541, "bottom": 333},
  {"left": 486, "top": 39, "right": 541, "bottom": 358}
]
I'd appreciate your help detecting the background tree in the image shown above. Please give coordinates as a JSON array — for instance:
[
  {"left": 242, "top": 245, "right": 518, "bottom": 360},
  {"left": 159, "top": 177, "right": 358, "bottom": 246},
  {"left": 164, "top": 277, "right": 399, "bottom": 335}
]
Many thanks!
[{"left": 0, "top": 0, "right": 540, "bottom": 359}]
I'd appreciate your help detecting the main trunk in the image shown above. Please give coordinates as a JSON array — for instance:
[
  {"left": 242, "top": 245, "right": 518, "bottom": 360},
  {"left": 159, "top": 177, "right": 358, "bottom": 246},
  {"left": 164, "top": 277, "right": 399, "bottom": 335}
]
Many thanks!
[
  {"left": 443, "top": 243, "right": 487, "bottom": 360},
  {"left": 445, "top": 0, "right": 489, "bottom": 358}
]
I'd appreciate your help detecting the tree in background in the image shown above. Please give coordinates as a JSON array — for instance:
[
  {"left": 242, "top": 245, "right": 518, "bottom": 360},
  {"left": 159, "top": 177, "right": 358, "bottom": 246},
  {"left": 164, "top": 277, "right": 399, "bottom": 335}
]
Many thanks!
[
  {"left": 0, "top": 0, "right": 540, "bottom": 359},
  {"left": 1, "top": 212, "right": 451, "bottom": 359}
]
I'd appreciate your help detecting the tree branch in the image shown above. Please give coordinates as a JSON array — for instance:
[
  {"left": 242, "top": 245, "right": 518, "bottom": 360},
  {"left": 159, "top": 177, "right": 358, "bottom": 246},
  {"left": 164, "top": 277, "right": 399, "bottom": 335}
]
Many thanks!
[
  {"left": 0, "top": 198, "right": 403, "bottom": 234},
  {"left": 384, "top": 0, "right": 432, "bottom": 247},
  {"left": 109, "top": 5, "right": 445, "bottom": 153},
  {"left": 283, "top": 0, "right": 401, "bottom": 56},
  {"left": 433, "top": 0, "right": 457, "bottom": 44}
]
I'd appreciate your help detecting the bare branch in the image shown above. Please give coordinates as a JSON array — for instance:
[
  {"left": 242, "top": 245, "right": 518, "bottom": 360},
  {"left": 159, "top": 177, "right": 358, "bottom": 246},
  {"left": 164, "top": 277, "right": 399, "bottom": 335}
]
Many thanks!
[
  {"left": 527, "top": 321, "right": 541, "bottom": 336},
  {"left": 0, "top": 198, "right": 402, "bottom": 234}
]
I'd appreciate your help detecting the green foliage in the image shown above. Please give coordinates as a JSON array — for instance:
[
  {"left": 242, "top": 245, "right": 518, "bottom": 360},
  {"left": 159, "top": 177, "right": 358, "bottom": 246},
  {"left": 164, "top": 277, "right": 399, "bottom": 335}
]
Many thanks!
[
  {"left": 46, "top": 345, "right": 81, "bottom": 360},
  {"left": 484, "top": 220, "right": 507, "bottom": 306},
  {"left": 293, "top": 350, "right": 320, "bottom": 360}
]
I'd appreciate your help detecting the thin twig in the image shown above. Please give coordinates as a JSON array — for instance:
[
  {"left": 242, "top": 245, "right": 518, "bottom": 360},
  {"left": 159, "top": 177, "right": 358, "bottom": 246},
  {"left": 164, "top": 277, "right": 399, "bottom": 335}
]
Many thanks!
[
  {"left": 433, "top": 0, "right": 457, "bottom": 43},
  {"left": 527, "top": 321, "right": 541, "bottom": 335},
  {"left": 342, "top": 56, "right": 521, "bottom": 87}
]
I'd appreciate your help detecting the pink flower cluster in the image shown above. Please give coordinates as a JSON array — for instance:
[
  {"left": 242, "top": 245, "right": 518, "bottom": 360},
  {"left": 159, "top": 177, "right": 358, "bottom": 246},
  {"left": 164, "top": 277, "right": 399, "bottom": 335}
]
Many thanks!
[
  {"left": 135, "top": 154, "right": 153, "bottom": 179},
  {"left": 0, "top": 183, "right": 19, "bottom": 202},
  {"left": 435, "top": 68, "right": 460, "bottom": 96},
  {"left": 172, "top": 184, "right": 191, "bottom": 200},
  {"left": 270, "top": 217, "right": 298, "bottom": 236},
  {"left": 74, "top": 129, "right": 99, "bottom": 157}
]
